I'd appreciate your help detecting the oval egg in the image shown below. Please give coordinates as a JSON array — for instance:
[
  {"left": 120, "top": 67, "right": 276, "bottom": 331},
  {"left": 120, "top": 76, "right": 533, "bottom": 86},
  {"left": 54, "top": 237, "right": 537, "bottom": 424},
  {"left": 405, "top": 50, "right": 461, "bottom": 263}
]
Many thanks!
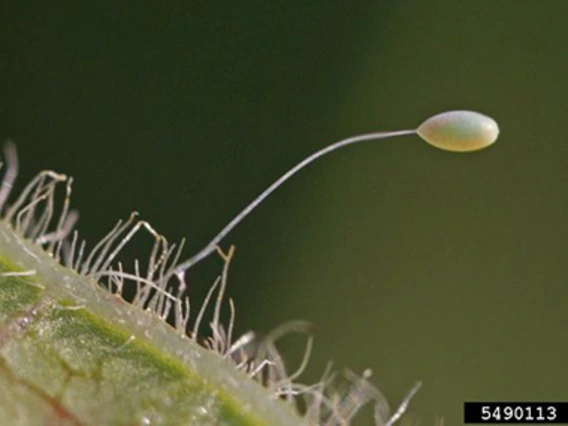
[{"left": 417, "top": 110, "right": 499, "bottom": 152}]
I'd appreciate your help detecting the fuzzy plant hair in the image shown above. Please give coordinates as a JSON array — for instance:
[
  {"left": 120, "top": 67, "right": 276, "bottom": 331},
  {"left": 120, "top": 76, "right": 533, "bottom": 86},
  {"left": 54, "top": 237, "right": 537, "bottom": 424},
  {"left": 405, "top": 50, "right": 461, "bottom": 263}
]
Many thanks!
[{"left": 0, "top": 111, "right": 498, "bottom": 424}]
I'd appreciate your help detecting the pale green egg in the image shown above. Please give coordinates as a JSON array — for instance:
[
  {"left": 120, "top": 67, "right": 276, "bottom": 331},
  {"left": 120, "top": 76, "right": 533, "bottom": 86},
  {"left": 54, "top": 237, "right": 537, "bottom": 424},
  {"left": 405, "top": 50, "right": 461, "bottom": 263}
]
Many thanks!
[{"left": 417, "top": 110, "right": 499, "bottom": 152}]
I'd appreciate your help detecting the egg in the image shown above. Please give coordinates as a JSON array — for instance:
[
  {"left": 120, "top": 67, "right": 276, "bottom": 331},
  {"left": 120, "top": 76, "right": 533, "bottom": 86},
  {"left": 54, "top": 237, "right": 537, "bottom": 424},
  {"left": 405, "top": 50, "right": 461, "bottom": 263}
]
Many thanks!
[{"left": 417, "top": 110, "right": 499, "bottom": 152}]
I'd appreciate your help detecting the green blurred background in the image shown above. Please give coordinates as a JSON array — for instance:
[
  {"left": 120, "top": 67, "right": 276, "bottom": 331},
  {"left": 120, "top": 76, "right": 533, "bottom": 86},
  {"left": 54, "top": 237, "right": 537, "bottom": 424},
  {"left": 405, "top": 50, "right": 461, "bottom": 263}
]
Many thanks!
[{"left": 2, "top": 1, "right": 568, "bottom": 424}]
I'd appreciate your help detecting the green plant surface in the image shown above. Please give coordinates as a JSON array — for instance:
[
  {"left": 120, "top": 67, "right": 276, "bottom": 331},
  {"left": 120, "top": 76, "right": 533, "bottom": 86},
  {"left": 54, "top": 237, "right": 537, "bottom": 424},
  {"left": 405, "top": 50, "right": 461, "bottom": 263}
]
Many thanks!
[{"left": 0, "top": 224, "right": 305, "bottom": 426}]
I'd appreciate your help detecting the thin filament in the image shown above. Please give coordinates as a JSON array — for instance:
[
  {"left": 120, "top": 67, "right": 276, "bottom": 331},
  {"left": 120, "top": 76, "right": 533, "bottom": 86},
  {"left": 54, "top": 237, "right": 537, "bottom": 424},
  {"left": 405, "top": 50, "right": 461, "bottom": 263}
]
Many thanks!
[{"left": 174, "top": 129, "right": 417, "bottom": 275}]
